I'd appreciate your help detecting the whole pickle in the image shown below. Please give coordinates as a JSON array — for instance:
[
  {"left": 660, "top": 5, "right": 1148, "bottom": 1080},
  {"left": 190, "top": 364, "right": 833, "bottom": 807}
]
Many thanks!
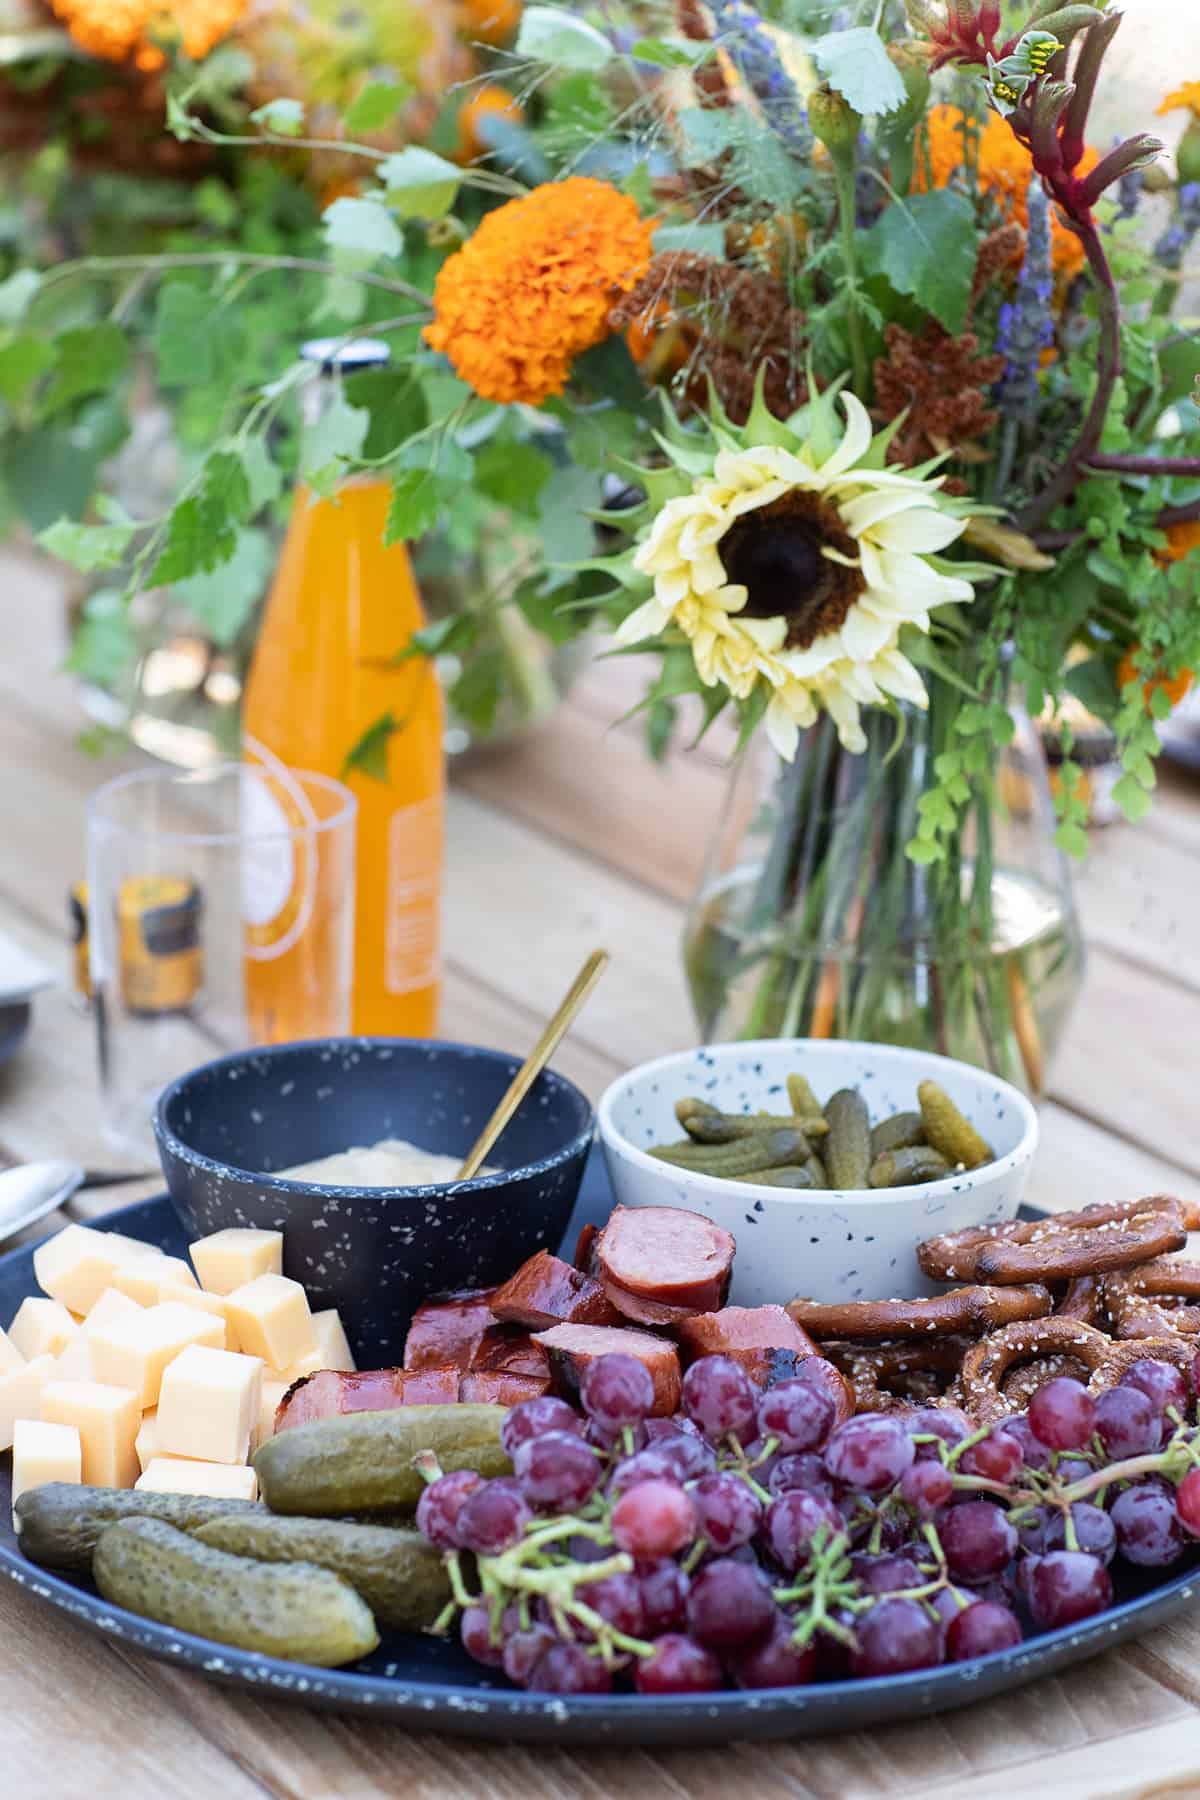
[
  {"left": 803, "top": 1153, "right": 828, "bottom": 1190},
  {"left": 869, "top": 1110, "right": 926, "bottom": 1157},
  {"left": 824, "top": 1088, "right": 872, "bottom": 1189},
  {"left": 917, "top": 1079, "right": 994, "bottom": 1169},
  {"left": 195, "top": 1515, "right": 450, "bottom": 1631},
  {"left": 868, "top": 1146, "right": 953, "bottom": 1188},
  {"left": 650, "top": 1127, "right": 811, "bottom": 1177},
  {"left": 15, "top": 1483, "right": 261, "bottom": 1572},
  {"left": 786, "top": 1073, "right": 825, "bottom": 1122},
  {"left": 254, "top": 1403, "right": 510, "bottom": 1516},
  {"left": 675, "top": 1109, "right": 826, "bottom": 1146},
  {"left": 733, "top": 1166, "right": 814, "bottom": 1188}
]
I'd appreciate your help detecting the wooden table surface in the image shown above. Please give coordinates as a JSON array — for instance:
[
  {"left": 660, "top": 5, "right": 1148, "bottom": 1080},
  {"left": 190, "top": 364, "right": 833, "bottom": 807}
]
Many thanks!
[{"left": 4, "top": 524, "right": 1200, "bottom": 1799}]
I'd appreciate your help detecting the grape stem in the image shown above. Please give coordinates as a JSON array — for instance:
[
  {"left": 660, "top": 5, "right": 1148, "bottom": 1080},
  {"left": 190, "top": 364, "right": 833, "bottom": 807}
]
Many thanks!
[{"left": 774, "top": 1529, "right": 862, "bottom": 1649}]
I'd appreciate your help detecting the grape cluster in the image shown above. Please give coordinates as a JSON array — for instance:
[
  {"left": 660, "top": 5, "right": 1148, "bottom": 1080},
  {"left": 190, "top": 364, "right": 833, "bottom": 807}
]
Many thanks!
[{"left": 413, "top": 1352, "right": 1200, "bottom": 1696}]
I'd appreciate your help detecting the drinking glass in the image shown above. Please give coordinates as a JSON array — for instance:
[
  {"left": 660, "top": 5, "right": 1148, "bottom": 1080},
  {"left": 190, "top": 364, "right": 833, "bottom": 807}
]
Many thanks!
[{"left": 87, "top": 763, "right": 356, "bottom": 1156}]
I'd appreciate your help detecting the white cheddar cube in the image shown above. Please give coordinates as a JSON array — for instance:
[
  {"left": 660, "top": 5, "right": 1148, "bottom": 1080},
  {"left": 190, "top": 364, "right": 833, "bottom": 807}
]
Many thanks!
[
  {"left": 135, "top": 1408, "right": 162, "bottom": 1473},
  {"left": 0, "top": 1354, "right": 55, "bottom": 1451},
  {"left": 41, "top": 1380, "right": 140, "bottom": 1488},
  {"left": 84, "top": 1287, "right": 144, "bottom": 1332},
  {"left": 112, "top": 1257, "right": 193, "bottom": 1308},
  {"left": 89, "top": 1302, "right": 225, "bottom": 1408},
  {"left": 136, "top": 1457, "right": 257, "bottom": 1501},
  {"left": 8, "top": 1297, "right": 78, "bottom": 1362},
  {"left": 0, "top": 1326, "right": 24, "bottom": 1376},
  {"left": 190, "top": 1228, "right": 283, "bottom": 1296},
  {"left": 52, "top": 1333, "right": 94, "bottom": 1383},
  {"left": 226, "top": 1274, "right": 315, "bottom": 1370},
  {"left": 254, "top": 1378, "right": 288, "bottom": 1449},
  {"left": 33, "top": 1225, "right": 167, "bottom": 1315},
  {"left": 313, "top": 1309, "right": 355, "bottom": 1372},
  {"left": 12, "top": 1420, "right": 82, "bottom": 1519},
  {"left": 157, "top": 1345, "right": 263, "bottom": 1466},
  {"left": 157, "top": 1282, "right": 237, "bottom": 1348}
]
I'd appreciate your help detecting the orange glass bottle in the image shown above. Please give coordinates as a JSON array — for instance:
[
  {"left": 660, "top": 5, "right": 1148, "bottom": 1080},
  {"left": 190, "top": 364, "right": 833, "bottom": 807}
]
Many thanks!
[{"left": 242, "top": 339, "right": 445, "bottom": 1038}]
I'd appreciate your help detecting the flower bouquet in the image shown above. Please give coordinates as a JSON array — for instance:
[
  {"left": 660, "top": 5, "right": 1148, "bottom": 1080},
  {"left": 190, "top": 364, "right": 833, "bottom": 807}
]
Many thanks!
[{"left": 7, "top": 0, "right": 1200, "bottom": 1089}]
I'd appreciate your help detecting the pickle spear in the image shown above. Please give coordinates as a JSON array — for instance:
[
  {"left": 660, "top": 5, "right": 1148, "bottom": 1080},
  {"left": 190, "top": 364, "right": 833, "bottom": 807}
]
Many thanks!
[
  {"left": 195, "top": 1515, "right": 451, "bottom": 1631},
  {"left": 254, "top": 1403, "right": 510, "bottom": 1516}
]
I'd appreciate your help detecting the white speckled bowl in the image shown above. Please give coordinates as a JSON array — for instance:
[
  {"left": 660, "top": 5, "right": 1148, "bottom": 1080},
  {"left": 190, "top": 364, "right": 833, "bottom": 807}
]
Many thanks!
[{"left": 597, "top": 1040, "right": 1038, "bottom": 1306}]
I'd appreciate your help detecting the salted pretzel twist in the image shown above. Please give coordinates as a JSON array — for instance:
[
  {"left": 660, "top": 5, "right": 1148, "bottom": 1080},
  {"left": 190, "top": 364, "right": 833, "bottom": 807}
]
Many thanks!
[
  {"left": 918, "top": 1196, "right": 1189, "bottom": 1286},
  {"left": 787, "top": 1283, "right": 1051, "bottom": 1344}
]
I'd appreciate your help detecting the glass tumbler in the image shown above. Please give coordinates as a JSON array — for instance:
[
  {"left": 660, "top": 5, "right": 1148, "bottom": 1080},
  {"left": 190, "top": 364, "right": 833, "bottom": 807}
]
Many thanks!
[{"left": 87, "top": 763, "right": 356, "bottom": 1156}]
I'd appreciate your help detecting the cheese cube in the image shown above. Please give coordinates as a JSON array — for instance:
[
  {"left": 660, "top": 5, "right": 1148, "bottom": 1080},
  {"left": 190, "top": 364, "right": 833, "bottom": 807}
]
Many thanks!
[
  {"left": 136, "top": 1458, "right": 257, "bottom": 1501},
  {"left": 113, "top": 1256, "right": 194, "bottom": 1308},
  {"left": 51, "top": 1333, "right": 94, "bottom": 1383},
  {"left": 271, "top": 1308, "right": 356, "bottom": 1384},
  {"left": 0, "top": 1354, "right": 55, "bottom": 1451},
  {"left": 190, "top": 1228, "right": 283, "bottom": 1296},
  {"left": 89, "top": 1302, "right": 226, "bottom": 1408},
  {"left": 226, "top": 1274, "right": 315, "bottom": 1370},
  {"left": 254, "top": 1378, "right": 288, "bottom": 1449},
  {"left": 33, "top": 1225, "right": 168, "bottom": 1316},
  {"left": 41, "top": 1380, "right": 140, "bottom": 1488},
  {"left": 8, "top": 1297, "right": 78, "bottom": 1362},
  {"left": 84, "top": 1287, "right": 144, "bottom": 1332},
  {"left": 157, "top": 1282, "right": 237, "bottom": 1349},
  {"left": 0, "top": 1326, "right": 24, "bottom": 1377},
  {"left": 157, "top": 1346, "right": 263, "bottom": 1465},
  {"left": 135, "top": 1408, "right": 162, "bottom": 1473},
  {"left": 12, "top": 1420, "right": 82, "bottom": 1520}
]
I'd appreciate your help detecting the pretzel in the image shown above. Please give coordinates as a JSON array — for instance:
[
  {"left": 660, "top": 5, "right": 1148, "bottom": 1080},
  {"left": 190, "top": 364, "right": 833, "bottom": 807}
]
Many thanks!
[
  {"left": 1103, "top": 1260, "right": 1200, "bottom": 1339},
  {"left": 918, "top": 1195, "right": 1197, "bottom": 1283},
  {"left": 1054, "top": 1275, "right": 1103, "bottom": 1326},
  {"left": 957, "top": 1318, "right": 1122, "bottom": 1424},
  {"left": 786, "top": 1283, "right": 1051, "bottom": 1343},
  {"left": 1000, "top": 1354, "right": 1089, "bottom": 1408},
  {"left": 973, "top": 1204, "right": 1187, "bottom": 1285},
  {"left": 821, "top": 1337, "right": 971, "bottom": 1412}
]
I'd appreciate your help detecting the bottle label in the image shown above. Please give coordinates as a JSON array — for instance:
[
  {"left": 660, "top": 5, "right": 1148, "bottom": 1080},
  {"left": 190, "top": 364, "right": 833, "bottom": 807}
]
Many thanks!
[{"left": 386, "top": 798, "right": 441, "bottom": 994}]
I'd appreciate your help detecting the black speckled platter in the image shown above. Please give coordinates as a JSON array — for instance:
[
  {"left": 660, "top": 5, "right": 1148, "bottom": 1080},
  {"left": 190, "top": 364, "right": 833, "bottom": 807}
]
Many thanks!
[{"left": 1, "top": 1151, "right": 1197, "bottom": 1745}]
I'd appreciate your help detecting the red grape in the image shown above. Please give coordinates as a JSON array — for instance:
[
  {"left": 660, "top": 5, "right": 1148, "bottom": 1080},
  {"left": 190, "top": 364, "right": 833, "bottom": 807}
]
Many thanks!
[
  {"left": 852, "top": 1552, "right": 923, "bottom": 1595},
  {"left": 415, "top": 1469, "right": 484, "bottom": 1549},
  {"left": 1026, "top": 1551, "right": 1112, "bottom": 1628},
  {"left": 1123, "top": 1358, "right": 1190, "bottom": 1418},
  {"left": 1176, "top": 1468, "right": 1200, "bottom": 1537},
  {"left": 728, "top": 1615, "right": 818, "bottom": 1688},
  {"left": 645, "top": 1432, "right": 716, "bottom": 1482},
  {"left": 907, "top": 1406, "right": 972, "bottom": 1458},
  {"left": 609, "top": 1447, "right": 681, "bottom": 1494},
  {"left": 939, "top": 1501, "right": 1018, "bottom": 1580},
  {"left": 848, "top": 1597, "right": 942, "bottom": 1677},
  {"left": 528, "top": 1642, "right": 613, "bottom": 1693},
  {"left": 637, "top": 1558, "right": 690, "bottom": 1635},
  {"left": 763, "top": 1490, "right": 844, "bottom": 1573},
  {"left": 1027, "top": 1378, "right": 1097, "bottom": 1451},
  {"left": 1095, "top": 1385, "right": 1162, "bottom": 1459},
  {"left": 756, "top": 1378, "right": 835, "bottom": 1453},
  {"left": 611, "top": 1478, "right": 697, "bottom": 1558},
  {"left": 900, "top": 1459, "right": 953, "bottom": 1514},
  {"left": 686, "top": 1558, "right": 777, "bottom": 1649},
  {"left": 1014, "top": 1504, "right": 1051, "bottom": 1556},
  {"left": 1110, "top": 1482, "right": 1188, "bottom": 1566},
  {"left": 770, "top": 1452, "right": 837, "bottom": 1499},
  {"left": 1044, "top": 1501, "right": 1117, "bottom": 1565},
  {"left": 644, "top": 1414, "right": 703, "bottom": 1443},
  {"left": 576, "top": 1572, "right": 645, "bottom": 1638},
  {"left": 580, "top": 1354, "right": 655, "bottom": 1431},
  {"left": 946, "top": 1600, "right": 1022, "bottom": 1660},
  {"left": 499, "top": 1395, "right": 584, "bottom": 1458},
  {"left": 502, "top": 1625, "right": 556, "bottom": 1686},
  {"left": 1003, "top": 1413, "right": 1052, "bottom": 1472},
  {"left": 514, "top": 1430, "right": 602, "bottom": 1510},
  {"left": 455, "top": 1480, "right": 531, "bottom": 1555},
  {"left": 961, "top": 1429, "right": 1024, "bottom": 1484},
  {"left": 823, "top": 1414, "right": 915, "bottom": 1493},
  {"left": 681, "top": 1356, "right": 758, "bottom": 1443},
  {"left": 690, "top": 1472, "right": 763, "bottom": 1552},
  {"left": 634, "top": 1634, "right": 723, "bottom": 1694},
  {"left": 461, "top": 1604, "right": 505, "bottom": 1666}
]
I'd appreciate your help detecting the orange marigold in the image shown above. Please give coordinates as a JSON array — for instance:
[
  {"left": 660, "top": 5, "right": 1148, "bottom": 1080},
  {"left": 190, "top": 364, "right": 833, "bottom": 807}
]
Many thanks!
[
  {"left": 1158, "top": 518, "right": 1200, "bottom": 563},
  {"left": 455, "top": 85, "right": 522, "bottom": 164},
  {"left": 49, "top": 0, "right": 247, "bottom": 67},
  {"left": 915, "top": 106, "right": 1099, "bottom": 281},
  {"left": 457, "top": 0, "right": 521, "bottom": 46},
  {"left": 423, "top": 178, "right": 655, "bottom": 406},
  {"left": 1118, "top": 648, "right": 1193, "bottom": 710},
  {"left": 1158, "top": 82, "right": 1200, "bottom": 121}
]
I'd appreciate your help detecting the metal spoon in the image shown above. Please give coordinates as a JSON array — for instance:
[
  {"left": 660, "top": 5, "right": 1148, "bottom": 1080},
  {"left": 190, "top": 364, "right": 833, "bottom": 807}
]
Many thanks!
[{"left": 0, "top": 1161, "right": 153, "bottom": 1246}]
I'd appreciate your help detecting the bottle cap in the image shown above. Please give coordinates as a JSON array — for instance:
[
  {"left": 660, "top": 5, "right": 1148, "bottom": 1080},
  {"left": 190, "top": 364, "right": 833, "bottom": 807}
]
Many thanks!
[{"left": 300, "top": 338, "right": 392, "bottom": 372}]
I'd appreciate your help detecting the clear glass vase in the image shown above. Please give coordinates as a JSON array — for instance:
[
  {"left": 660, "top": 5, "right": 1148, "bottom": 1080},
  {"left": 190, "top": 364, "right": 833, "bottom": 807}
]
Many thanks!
[{"left": 683, "top": 679, "right": 1086, "bottom": 1095}]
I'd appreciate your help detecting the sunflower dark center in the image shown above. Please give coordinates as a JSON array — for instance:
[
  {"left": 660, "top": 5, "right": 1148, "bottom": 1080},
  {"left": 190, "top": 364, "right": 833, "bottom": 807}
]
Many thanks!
[{"left": 717, "top": 489, "right": 866, "bottom": 650}]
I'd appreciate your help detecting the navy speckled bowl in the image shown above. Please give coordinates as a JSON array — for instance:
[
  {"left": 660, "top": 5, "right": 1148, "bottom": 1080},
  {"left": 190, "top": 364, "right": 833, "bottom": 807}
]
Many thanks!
[{"left": 154, "top": 1038, "right": 594, "bottom": 1364}]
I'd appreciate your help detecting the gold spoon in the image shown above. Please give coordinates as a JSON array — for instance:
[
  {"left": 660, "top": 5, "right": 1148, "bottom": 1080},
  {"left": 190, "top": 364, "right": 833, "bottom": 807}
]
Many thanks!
[{"left": 456, "top": 948, "right": 609, "bottom": 1181}]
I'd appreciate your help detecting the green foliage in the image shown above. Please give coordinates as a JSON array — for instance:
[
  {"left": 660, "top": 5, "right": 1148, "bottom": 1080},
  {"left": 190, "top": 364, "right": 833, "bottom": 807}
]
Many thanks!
[
  {"left": 42, "top": 325, "right": 128, "bottom": 416},
  {"left": 322, "top": 196, "right": 404, "bottom": 260},
  {"left": 155, "top": 284, "right": 216, "bottom": 388},
  {"left": 378, "top": 149, "right": 462, "bottom": 220},
  {"left": 814, "top": 28, "right": 907, "bottom": 116},
  {"left": 514, "top": 6, "right": 614, "bottom": 71},
  {"left": 171, "top": 528, "right": 274, "bottom": 646},
  {"left": 249, "top": 99, "right": 305, "bottom": 138},
  {"left": 342, "top": 711, "right": 398, "bottom": 783},
  {"left": 38, "top": 519, "right": 135, "bottom": 572},
  {"left": 863, "top": 191, "right": 978, "bottom": 335},
  {"left": 343, "top": 82, "right": 411, "bottom": 134}
]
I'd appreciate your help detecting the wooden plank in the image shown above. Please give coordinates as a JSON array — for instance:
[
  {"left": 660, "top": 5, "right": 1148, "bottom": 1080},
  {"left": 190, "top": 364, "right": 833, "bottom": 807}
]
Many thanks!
[{"left": 921, "top": 1715, "right": 1200, "bottom": 1800}]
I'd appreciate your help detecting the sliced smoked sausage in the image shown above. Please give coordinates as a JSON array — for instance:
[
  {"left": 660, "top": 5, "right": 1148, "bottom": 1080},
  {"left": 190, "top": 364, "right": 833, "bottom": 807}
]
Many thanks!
[
  {"left": 274, "top": 1365, "right": 462, "bottom": 1432},
  {"left": 677, "top": 1305, "right": 818, "bottom": 1362},
  {"left": 471, "top": 1326, "right": 552, "bottom": 1381},
  {"left": 490, "top": 1250, "right": 621, "bottom": 1331},
  {"left": 403, "top": 1288, "right": 498, "bottom": 1371},
  {"left": 459, "top": 1371, "right": 551, "bottom": 1406},
  {"left": 594, "top": 1206, "right": 735, "bottom": 1313},
  {"left": 533, "top": 1322, "right": 682, "bottom": 1416}
]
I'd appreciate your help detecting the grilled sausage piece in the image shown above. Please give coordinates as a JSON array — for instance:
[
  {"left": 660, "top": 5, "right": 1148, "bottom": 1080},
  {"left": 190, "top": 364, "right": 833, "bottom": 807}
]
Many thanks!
[
  {"left": 275, "top": 1365, "right": 461, "bottom": 1431},
  {"left": 459, "top": 1371, "right": 552, "bottom": 1405},
  {"left": 533, "top": 1322, "right": 683, "bottom": 1416},
  {"left": 403, "top": 1288, "right": 499, "bottom": 1371},
  {"left": 471, "top": 1325, "right": 552, "bottom": 1381},
  {"left": 490, "top": 1250, "right": 622, "bottom": 1331},
  {"left": 677, "top": 1304, "right": 819, "bottom": 1363},
  {"left": 594, "top": 1206, "right": 735, "bottom": 1313}
]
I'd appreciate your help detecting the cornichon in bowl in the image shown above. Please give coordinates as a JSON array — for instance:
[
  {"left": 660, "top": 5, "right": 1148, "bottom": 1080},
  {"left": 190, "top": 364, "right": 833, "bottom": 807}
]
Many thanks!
[{"left": 647, "top": 1076, "right": 994, "bottom": 1191}]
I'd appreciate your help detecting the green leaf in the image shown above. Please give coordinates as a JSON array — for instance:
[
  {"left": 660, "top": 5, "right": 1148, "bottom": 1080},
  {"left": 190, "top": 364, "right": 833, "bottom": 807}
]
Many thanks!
[
  {"left": 538, "top": 462, "right": 603, "bottom": 572},
  {"left": 0, "top": 335, "right": 54, "bottom": 408},
  {"left": 1157, "top": 335, "right": 1200, "bottom": 406},
  {"left": 378, "top": 148, "right": 461, "bottom": 221},
  {"left": 474, "top": 439, "right": 554, "bottom": 513},
  {"left": 629, "top": 36, "right": 712, "bottom": 68},
  {"left": 1112, "top": 770, "right": 1154, "bottom": 821},
  {"left": 63, "top": 589, "right": 134, "bottom": 690},
  {"left": 343, "top": 80, "right": 410, "bottom": 133},
  {"left": 384, "top": 467, "right": 441, "bottom": 543},
  {"left": 38, "top": 518, "right": 135, "bottom": 572},
  {"left": 393, "top": 614, "right": 478, "bottom": 661},
  {"left": 449, "top": 649, "right": 506, "bottom": 733},
  {"left": 250, "top": 98, "right": 304, "bottom": 137},
  {"left": 239, "top": 436, "right": 283, "bottom": 512},
  {"left": 300, "top": 390, "right": 370, "bottom": 487},
  {"left": 572, "top": 335, "right": 646, "bottom": 411},
  {"left": 322, "top": 196, "right": 403, "bottom": 260},
  {"left": 622, "top": 161, "right": 656, "bottom": 212},
  {"left": 0, "top": 270, "right": 40, "bottom": 326},
  {"left": 516, "top": 577, "right": 579, "bottom": 645},
  {"left": 0, "top": 395, "right": 128, "bottom": 532},
  {"left": 42, "top": 324, "right": 129, "bottom": 416},
  {"left": 1064, "top": 654, "right": 1120, "bottom": 720},
  {"left": 345, "top": 367, "right": 430, "bottom": 460},
  {"left": 150, "top": 451, "right": 250, "bottom": 586},
  {"left": 155, "top": 284, "right": 215, "bottom": 388},
  {"left": 865, "top": 190, "right": 978, "bottom": 335},
  {"left": 342, "top": 711, "right": 398, "bottom": 783},
  {"left": 172, "top": 527, "right": 274, "bottom": 645},
  {"left": 515, "top": 5, "right": 613, "bottom": 70},
  {"left": 814, "top": 27, "right": 906, "bottom": 116},
  {"left": 676, "top": 107, "right": 739, "bottom": 166},
  {"left": 652, "top": 221, "right": 726, "bottom": 256}
]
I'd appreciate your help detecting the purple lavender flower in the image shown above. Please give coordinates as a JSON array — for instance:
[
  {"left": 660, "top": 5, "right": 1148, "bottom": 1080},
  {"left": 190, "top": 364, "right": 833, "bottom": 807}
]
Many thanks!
[
  {"left": 996, "top": 179, "right": 1053, "bottom": 422},
  {"left": 709, "top": 0, "right": 812, "bottom": 159},
  {"left": 1154, "top": 181, "right": 1200, "bottom": 268}
]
